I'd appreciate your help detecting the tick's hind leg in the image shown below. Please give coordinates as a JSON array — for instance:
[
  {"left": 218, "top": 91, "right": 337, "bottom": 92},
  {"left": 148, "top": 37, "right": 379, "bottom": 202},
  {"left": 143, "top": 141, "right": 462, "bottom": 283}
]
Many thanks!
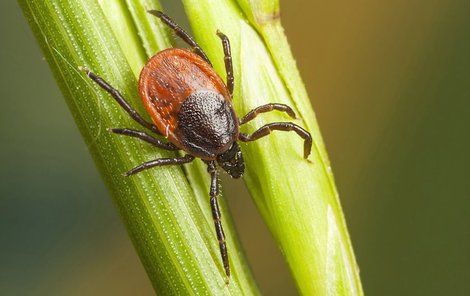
[
  {"left": 148, "top": 10, "right": 211, "bottom": 65},
  {"left": 239, "top": 122, "right": 312, "bottom": 158},
  {"left": 216, "top": 31, "right": 234, "bottom": 96},
  {"left": 207, "top": 161, "right": 230, "bottom": 281},
  {"left": 240, "top": 103, "right": 297, "bottom": 125},
  {"left": 110, "top": 128, "right": 179, "bottom": 151},
  {"left": 124, "top": 154, "right": 194, "bottom": 176},
  {"left": 80, "top": 68, "right": 161, "bottom": 135}
]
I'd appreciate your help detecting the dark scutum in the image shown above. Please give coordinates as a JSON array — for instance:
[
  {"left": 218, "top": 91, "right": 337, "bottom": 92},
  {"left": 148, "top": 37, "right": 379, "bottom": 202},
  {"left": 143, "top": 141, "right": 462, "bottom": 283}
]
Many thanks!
[{"left": 177, "top": 91, "right": 238, "bottom": 159}]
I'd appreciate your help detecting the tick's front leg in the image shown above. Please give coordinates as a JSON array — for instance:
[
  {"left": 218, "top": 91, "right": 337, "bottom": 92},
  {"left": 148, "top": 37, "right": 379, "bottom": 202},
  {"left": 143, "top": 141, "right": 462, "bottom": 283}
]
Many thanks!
[{"left": 239, "top": 122, "right": 312, "bottom": 158}]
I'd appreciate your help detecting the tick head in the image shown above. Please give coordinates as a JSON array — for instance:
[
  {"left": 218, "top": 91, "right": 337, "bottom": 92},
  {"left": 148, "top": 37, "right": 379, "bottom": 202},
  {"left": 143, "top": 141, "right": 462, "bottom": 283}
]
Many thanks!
[{"left": 217, "top": 142, "right": 244, "bottom": 179}]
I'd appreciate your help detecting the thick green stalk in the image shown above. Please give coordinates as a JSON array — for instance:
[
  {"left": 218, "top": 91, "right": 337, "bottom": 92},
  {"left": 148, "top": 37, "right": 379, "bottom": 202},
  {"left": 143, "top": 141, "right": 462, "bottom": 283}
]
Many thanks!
[
  {"left": 18, "top": 0, "right": 259, "bottom": 294},
  {"left": 182, "top": 0, "right": 363, "bottom": 295}
]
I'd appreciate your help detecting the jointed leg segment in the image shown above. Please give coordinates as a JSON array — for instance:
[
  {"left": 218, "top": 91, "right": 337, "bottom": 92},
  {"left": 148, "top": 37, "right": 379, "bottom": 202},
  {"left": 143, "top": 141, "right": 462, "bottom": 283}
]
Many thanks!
[
  {"left": 240, "top": 103, "right": 297, "bottom": 125},
  {"left": 124, "top": 154, "right": 194, "bottom": 176},
  {"left": 207, "top": 161, "right": 230, "bottom": 279},
  {"left": 216, "top": 31, "right": 234, "bottom": 96},
  {"left": 148, "top": 10, "right": 211, "bottom": 65},
  {"left": 80, "top": 68, "right": 161, "bottom": 135},
  {"left": 239, "top": 122, "right": 312, "bottom": 158},
  {"left": 110, "top": 128, "right": 179, "bottom": 151}
]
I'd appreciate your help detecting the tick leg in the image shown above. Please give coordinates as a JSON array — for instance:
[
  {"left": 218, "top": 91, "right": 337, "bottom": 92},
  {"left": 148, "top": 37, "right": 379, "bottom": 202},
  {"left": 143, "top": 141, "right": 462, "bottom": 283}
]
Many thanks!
[
  {"left": 216, "top": 31, "right": 234, "bottom": 96},
  {"left": 148, "top": 10, "right": 211, "bottom": 65},
  {"left": 110, "top": 128, "right": 179, "bottom": 151},
  {"left": 239, "top": 103, "right": 297, "bottom": 125},
  {"left": 207, "top": 161, "right": 230, "bottom": 280},
  {"left": 239, "top": 122, "right": 312, "bottom": 158},
  {"left": 80, "top": 68, "right": 161, "bottom": 135},
  {"left": 124, "top": 154, "right": 194, "bottom": 176}
]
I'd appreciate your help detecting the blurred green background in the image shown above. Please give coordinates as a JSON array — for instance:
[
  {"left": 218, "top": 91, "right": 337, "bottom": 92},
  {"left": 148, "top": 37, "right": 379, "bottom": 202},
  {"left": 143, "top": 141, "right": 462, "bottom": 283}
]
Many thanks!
[{"left": 1, "top": 0, "right": 469, "bottom": 295}]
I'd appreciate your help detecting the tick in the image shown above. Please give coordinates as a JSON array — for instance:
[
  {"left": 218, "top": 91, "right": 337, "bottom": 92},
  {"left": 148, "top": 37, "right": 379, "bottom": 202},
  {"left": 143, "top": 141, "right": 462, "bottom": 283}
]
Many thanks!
[{"left": 81, "top": 10, "right": 312, "bottom": 281}]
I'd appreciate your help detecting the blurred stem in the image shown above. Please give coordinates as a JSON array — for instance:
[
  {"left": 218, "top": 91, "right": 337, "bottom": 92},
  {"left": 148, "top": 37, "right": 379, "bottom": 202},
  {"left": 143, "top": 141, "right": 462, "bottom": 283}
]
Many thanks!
[
  {"left": 18, "top": 0, "right": 259, "bottom": 294},
  {"left": 182, "top": 0, "right": 363, "bottom": 295}
]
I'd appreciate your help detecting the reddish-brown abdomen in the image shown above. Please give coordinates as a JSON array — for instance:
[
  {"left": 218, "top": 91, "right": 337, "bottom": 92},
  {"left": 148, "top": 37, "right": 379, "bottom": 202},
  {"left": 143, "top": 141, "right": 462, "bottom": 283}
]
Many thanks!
[{"left": 138, "top": 48, "right": 231, "bottom": 149}]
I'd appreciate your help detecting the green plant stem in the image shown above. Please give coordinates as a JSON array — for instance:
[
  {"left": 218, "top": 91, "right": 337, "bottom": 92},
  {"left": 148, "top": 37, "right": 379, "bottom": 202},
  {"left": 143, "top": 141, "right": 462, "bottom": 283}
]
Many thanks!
[
  {"left": 18, "top": 0, "right": 259, "bottom": 294},
  {"left": 182, "top": 0, "right": 363, "bottom": 295}
]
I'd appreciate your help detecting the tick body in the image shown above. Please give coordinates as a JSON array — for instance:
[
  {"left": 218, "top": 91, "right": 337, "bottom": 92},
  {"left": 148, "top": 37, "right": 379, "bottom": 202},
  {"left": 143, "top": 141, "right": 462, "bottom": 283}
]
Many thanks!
[
  {"left": 139, "top": 48, "right": 238, "bottom": 160},
  {"left": 81, "top": 10, "right": 312, "bottom": 282}
]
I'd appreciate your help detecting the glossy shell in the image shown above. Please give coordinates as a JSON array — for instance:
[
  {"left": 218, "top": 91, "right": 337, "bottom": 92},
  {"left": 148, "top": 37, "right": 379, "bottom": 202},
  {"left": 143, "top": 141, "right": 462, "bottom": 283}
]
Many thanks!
[{"left": 138, "top": 48, "right": 238, "bottom": 159}]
